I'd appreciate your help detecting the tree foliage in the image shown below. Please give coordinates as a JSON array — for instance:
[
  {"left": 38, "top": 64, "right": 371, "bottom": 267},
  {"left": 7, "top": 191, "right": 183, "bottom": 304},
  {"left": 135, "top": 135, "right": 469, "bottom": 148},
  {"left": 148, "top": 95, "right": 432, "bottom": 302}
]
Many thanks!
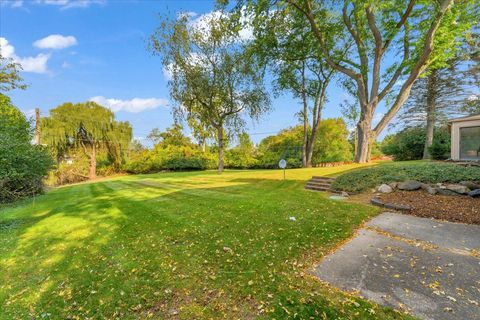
[
  {"left": 0, "top": 53, "right": 27, "bottom": 92},
  {"left": 150, "top": 9, "right": 270, "bottom": 172},
  {"left": 41, "top": 101, "right": 132, "bottom": 179},
  {"left": 381, "top": 126, "right": 450, "bottom": 161},
  {"left": 147, "top": 124, "right": 193, "bottom": 148},
  {"left": 124, "top": 125, "right": 216, "bottom": 173},
  {"left": 251, "top": 5, "right": 336, "bottom": 167},
  {"left": 0, "top": 94, "right": 53, "bottom": 202},
  {"left": 251, "top": 0, "right": 477, "bottom": 162},
  {"left": 256, "top": 119, "right": 353, "bottom": 168},
  {"left": 225, "top": 132, "right": 258, "bottom": 168}
]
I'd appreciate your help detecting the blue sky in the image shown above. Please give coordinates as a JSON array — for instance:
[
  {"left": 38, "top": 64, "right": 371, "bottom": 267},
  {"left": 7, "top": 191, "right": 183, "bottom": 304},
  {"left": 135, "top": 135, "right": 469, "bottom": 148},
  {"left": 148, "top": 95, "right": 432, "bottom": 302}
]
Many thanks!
[{"left": 1, "top": 0, "right": 389, "bottom": 145}]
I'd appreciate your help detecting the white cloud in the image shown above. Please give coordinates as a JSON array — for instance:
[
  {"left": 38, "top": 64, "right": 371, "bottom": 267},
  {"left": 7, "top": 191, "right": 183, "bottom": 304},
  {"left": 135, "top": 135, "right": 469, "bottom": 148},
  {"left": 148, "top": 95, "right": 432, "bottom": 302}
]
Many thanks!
[
  {"left": 34, "top": 34, "right": 77, "bottom": 49},
  {"left": 0, "top": 0, "right": 23, "bottom": 8},
  {"left": 34, "top": 0, "right": 105, "bottom": 9},
  {"left": 0, "top": 37, "right": 50, "bottom": 73},
  {"left": 89, "top": 96, "right": 169, "bottom": 113},
  {"left": 177, "top": 11, "right": 198, "bottom": 19},
  {"left": 189, "top": 8, "right": 254, "bottom": 42}
]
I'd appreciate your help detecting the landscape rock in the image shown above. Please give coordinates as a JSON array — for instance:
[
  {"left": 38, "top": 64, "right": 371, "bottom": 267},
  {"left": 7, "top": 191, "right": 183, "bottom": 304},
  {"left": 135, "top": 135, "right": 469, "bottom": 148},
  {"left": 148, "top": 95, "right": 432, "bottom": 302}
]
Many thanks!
[
  {"left": 468, "top": 189, "right": 480, "bottom": 198},
  {"left": 436, "top": 188, "right": 461, "bottom": 196},
  {"left": 377, "top": 184, "right": 393, "bottom": 194},
  {"left": 459, "top": 181, "right": 480, "bottom": 190},
  {"left": 398, "top": 180, "right": 422, "bottom": 191},
  {"left": 341, "top": 191, "right": 349, "bottom": 197},
  {"left": 370, "top": 197, "right": 384, "bottom": 207},
  {"left": 425, "top": 185, "right": 437, "bottom": 195},
  {"left": 388, "top": 182, "right": 399, "bottom": 189},
  {"left": 420, "top": 183, "right": 430, "bottom": 190},
  {"left": 445, "top": 184, "right": 470, "bottom": 195},
  {"left": 384, "top": 202, "right": 411, "bottom": 211}
]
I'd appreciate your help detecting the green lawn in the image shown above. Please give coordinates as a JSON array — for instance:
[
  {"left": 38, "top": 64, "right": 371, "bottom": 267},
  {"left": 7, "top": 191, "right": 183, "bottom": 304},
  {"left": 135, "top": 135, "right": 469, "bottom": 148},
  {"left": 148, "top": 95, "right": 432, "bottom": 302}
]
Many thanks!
[{"left": 0, "top": 164, "right": 410, "bottom": 319}]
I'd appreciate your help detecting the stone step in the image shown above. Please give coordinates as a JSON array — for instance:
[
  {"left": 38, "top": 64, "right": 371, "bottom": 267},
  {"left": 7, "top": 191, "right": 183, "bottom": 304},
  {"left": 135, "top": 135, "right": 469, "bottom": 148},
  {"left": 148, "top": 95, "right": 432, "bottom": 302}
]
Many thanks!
[
  {"left": 311, "top": 176, "right": 336, "bottom": 181},
  {"left": 305, "top": 185, "right": 331, "bottom": 192},
  {"left": 306, "top": 182, "right": 332, "bottom": 188}
]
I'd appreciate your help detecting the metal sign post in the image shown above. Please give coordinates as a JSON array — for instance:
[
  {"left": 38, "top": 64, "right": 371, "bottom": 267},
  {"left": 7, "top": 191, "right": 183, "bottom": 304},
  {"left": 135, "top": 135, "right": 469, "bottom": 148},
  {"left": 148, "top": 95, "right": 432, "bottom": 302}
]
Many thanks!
[{"left": 278, "top": 159, "right": 287, "bottom": 180}]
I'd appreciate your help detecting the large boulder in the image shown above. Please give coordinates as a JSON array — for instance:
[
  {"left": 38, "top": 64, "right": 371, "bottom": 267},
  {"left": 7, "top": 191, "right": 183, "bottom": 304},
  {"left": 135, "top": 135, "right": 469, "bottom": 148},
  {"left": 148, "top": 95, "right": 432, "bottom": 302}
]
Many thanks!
[
  {"left": 377, "top": 184, "right": 393, "bottom": 193},
  {"left": 398, "top": 180, "right": 422, "bottom": 191},
  {"left": 445, "top": 184, "right": 470, "bottom": 195},
  {"left": 468, "top": 189, "right": 480, "bottom": 198}
]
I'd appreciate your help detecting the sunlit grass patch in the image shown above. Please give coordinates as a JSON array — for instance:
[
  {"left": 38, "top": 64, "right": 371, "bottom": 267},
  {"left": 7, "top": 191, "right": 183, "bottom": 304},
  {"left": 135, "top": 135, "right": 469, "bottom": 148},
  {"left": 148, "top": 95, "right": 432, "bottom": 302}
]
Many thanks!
[{"left": 0, "top": 164, "right": 411, "bottom": 319}]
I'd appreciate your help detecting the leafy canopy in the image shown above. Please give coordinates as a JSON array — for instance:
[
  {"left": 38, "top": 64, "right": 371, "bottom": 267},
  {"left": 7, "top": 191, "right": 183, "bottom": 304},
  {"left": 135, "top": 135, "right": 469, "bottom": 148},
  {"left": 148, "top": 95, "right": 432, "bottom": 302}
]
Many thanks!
[{"left": 41, "top": 101, "right": 132, "bottom": 164}]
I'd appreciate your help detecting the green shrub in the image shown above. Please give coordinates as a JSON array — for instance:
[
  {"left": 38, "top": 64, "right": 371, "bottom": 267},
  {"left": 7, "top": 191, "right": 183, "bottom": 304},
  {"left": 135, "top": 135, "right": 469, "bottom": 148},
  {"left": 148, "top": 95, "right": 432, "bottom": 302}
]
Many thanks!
[
  {"left": 381, "top": 128, "right": 426, "bottom": 161},
  {"left": 45, "top": 153, "right": 90, "bottom": 186},
  {"left": 382, "top": 127, "right": 451, "bottom": 161},
  {"left": 428, "top": 131, "right": 451, "bottom": 160},
  {"left": 332, "top": 161, "right": 480, "bottom": 193},
  {"left": 0, "top": 94, "right": 53, "bottom": 202},
  {"left": 225, "top": 132, "right": 258, "bottom": 169},
  {"left": 123, "top": 145, "right": 216, "bottom": 173}
]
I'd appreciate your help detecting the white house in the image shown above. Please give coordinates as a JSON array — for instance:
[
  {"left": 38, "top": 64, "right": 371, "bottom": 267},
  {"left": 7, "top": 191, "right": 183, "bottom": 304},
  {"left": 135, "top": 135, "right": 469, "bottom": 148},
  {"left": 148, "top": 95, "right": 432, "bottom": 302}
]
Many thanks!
[{"left": 448, "top": 114, "right": 480, "bottom": 161}]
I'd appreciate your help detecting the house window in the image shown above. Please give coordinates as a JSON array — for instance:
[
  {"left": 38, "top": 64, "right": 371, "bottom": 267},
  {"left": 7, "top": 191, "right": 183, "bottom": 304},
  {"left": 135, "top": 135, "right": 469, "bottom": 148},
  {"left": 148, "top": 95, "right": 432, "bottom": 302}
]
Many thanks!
[{"left": 460, "top": 126, "right": 480, "bottom": 160}]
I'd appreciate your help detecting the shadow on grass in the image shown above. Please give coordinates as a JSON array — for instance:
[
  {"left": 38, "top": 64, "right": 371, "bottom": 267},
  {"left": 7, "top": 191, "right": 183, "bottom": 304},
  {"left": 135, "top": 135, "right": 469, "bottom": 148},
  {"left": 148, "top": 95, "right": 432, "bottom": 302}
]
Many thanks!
[{"left": 0, "top": 176, "right": 404, "bottom": 320}]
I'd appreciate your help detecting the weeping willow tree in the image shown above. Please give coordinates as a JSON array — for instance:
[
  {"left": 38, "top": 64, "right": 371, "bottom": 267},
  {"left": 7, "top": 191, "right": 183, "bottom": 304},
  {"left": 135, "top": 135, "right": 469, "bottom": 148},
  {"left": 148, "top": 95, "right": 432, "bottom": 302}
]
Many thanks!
[{"left": 41, "top": 101, "right": 132, "bottom": 179}]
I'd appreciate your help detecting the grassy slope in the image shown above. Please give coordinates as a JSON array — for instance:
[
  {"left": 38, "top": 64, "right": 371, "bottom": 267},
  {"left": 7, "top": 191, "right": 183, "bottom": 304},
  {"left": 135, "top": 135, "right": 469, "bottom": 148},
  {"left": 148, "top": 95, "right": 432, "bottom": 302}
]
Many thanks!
[
  {"left": 0, "top": 164, "right": 410, "bottom": 319},
  {"left": 333, "top": 160, "right": 480, "bottom": 193}
]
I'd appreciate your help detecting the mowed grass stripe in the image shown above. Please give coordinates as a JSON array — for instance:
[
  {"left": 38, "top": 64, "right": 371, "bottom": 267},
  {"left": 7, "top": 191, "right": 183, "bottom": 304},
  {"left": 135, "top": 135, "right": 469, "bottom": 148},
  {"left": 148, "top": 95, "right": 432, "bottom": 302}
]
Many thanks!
[{"left": 0, "top": 167, "right": 411, "bottom": 319}]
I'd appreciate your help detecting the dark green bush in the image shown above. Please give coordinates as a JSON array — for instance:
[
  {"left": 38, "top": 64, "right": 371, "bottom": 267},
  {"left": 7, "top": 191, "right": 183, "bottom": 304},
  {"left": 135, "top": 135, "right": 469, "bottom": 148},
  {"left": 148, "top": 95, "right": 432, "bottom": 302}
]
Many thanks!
[
  {"left": 428, "top": 131, "right": 451, "bottom": 160},
  {"left": 381, "top": 128, "right": 426, "bottom": 161},
  {"left": 332, "top": 161, "right": 480, "bottom": 193},
  {"left": 0, "top": 94, "right": 53, "bottom": 202}
]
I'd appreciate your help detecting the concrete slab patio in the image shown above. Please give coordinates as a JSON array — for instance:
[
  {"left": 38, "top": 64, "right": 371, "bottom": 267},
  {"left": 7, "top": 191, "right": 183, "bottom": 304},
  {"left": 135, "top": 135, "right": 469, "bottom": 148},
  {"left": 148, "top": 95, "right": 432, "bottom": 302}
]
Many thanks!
[{"left": 312, "top": 212, "right": 480, "bottom": 320}]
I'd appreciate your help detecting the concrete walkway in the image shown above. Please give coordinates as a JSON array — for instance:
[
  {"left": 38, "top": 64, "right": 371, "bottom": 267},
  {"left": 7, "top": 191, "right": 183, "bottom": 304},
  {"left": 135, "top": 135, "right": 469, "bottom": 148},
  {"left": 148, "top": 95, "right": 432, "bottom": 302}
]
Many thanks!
[{"left": 312, "top": 212, "right": 480, "bottom": 320}]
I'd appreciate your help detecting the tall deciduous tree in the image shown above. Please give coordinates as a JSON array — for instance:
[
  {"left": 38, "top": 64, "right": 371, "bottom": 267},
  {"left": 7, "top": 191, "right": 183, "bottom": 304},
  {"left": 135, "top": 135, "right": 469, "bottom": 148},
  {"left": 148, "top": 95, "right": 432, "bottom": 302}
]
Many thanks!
[
  {"left": 41, "top": 102, "right": 132, "bottom": 179},
  {"left": 150, "top": 10, "right": 270, "bottom": 172},
  {"left": 273, "top": 0, "right": 476, "bottom": 162},
  {"left": 251, "top": 6, "right": 336, "bottom": 167}
]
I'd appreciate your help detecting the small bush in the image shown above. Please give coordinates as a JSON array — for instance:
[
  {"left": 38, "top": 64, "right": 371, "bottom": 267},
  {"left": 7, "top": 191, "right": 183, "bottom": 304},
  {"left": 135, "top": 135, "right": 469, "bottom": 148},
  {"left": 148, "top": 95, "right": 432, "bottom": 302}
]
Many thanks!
[{"left": 332, "top": 161, "right": 480, "bottom": 193}]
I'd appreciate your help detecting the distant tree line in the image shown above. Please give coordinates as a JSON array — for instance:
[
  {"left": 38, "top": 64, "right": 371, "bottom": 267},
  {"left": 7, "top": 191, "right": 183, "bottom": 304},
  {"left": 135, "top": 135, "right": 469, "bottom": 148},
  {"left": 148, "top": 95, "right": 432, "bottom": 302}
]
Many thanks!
[{"left": 123, "top": 118, "right": 353, "bottom": 174}]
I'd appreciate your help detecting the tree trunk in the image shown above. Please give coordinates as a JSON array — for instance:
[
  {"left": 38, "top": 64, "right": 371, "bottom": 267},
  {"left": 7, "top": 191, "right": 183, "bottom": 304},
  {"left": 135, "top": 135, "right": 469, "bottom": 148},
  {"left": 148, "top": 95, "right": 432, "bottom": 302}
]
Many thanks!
[
  {"left": 306, "top": 121, "right": 321, "bottom": 167},
  {"left": 305, "top": 136, "right": 314, "bottom": 167},
  {"left": 89, "top": 144, "right": 97, "bottom": 180},
  {"left": 355, "top": 116, "right": 373, "bottom": 163},
  {"left": 302, "top": 101, "right": 309, "bottom": 168},
  {"left": 217, "top": 125, "right": 224, "bottom": 173},
  {"left": 423, "top": 70, "right": 437, "bottom": 159}
]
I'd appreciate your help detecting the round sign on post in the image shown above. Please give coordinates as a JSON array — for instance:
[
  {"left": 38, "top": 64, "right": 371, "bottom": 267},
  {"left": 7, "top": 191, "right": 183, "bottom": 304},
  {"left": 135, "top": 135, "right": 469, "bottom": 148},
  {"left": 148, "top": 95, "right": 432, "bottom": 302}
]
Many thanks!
[{"left": 279, "top": 159, "right": 286, "bottom": 180}]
